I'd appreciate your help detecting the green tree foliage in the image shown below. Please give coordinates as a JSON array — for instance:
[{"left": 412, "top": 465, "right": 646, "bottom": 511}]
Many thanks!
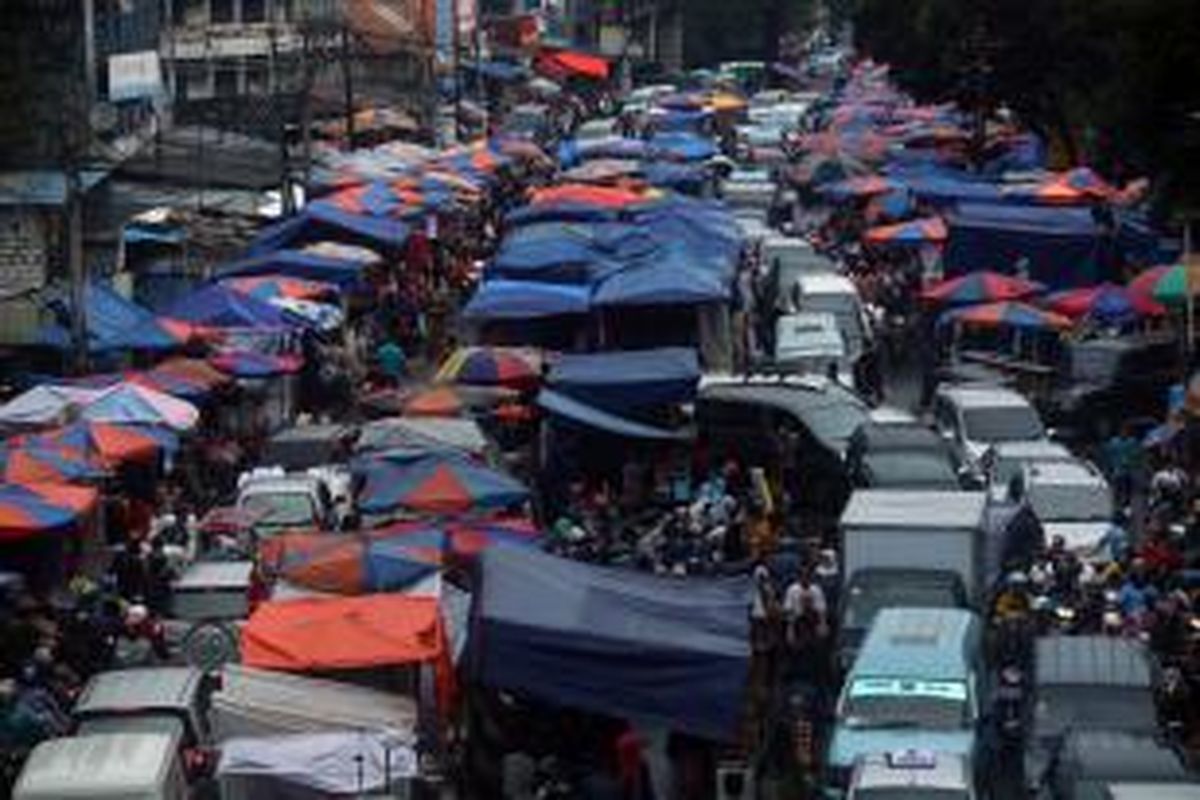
[{"left": 851, "top": 0, "right": 1200, "bottom": 212}]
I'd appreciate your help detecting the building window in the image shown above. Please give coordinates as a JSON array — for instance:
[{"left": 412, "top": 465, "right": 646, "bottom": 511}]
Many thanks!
[
  {"left": 215, "top": 63, "right": 240, "bottom": 97},
  {"left": 211, "top": 0, "right": 234, "bottom": 23},
  {"left": 179, "top": 62, "right": 213, "bottom": 100},
  {"left": 174, "top": 0, "right": 207, "bottom": 25},
  {"left": 245, "top": 57, "right": 269, "bottom": 94},
  {"left": 243, "top": 0, "right": 266, "bottom": 22}
]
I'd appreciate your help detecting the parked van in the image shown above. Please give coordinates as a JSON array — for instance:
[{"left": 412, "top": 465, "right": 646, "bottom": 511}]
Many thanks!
[
  {"left": 826, "top": 607, "right": 986, "bottom": 795},
  {"left": 14, "top": 732, "right": 187, "bottom": 800}
]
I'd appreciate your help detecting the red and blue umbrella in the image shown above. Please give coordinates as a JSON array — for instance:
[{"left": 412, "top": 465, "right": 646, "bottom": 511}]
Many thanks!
[
  {"left": 0, "top": 440, "right": 103, "bottom": 484},
  {"left": 358, "top": 454, "right": 529, "bottom": 515},
  {"left": 0, "top": 482, "right": 98, "bottom": 541},
  {"left": 1033, "top": 167, "right": 1114, "bottom": 204},
  {"left": 435, "top": 346, "right": 543, "bottom": 389},
  {"left": 221, "top": 275, "right": 339, "bottom": 303},
  {"left": 939, "top": 301, "right": 1072, "bottom": 332},
  {"left": 268, "top": 530, "right": 444, "bottom": 595},
  {"left": 1043, "top": 283, "right": 1166, "bottom": 321},
  {"left": 210, "top": 350, "right": 303, "bottom": 378},
  {"left": 921, "top": 271, "right": 1044, "bottom": 306},
  {"left": 21, "top": 421, "right": 178, "bottom": 468},
  {"left": 376, "top": 518, "right": 541, "bottom": 559},
  {"left": 864, "top": 216, "right": 948, "bottom": 245},
  {"left": 864, "top": 188, "right": 915, "bottom": 223},
  {"left": 820, "top": 174, "right": 900, "bottom": 200}
]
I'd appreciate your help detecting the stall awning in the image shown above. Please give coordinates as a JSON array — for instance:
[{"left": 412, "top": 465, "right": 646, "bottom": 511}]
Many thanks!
[
  {"left": 537, "top": 389, "right": 690, "bottom": 440},
  {"left": 536, "top": 49, "right": 610, "bottom": 81}
]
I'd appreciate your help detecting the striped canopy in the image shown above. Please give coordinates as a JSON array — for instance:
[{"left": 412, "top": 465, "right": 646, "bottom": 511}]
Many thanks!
[{"left": 0, "top": 482, "right": 98, "bottom": 541}]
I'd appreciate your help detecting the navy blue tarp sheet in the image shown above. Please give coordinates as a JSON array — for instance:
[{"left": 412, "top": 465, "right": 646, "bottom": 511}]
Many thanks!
[
  {"left": 218, "top": 249, "right": 371, "bottom": 289},
  {"left": 474, "top": 546, "right": 752, "bottom": 740},
  {"left": 548, "top": 346, "right": 700, "bottom": 411},
  {"left": 944, "top": 203, "right": 1110, "bottom": 288},
  {"left": 163, "top": 284, "right": 292, "bottom": 328},
  {"left": 245, "top": 206, "right": 411, "bottom": 254},
  {"left": 462, "top": 279, "right": 591, "bottom": 320},
  {"left": 38, "top": 281, "right": 178, "bottom": 352},
  {"left": 537, "top": 388, "right": 690, "bottom": 440}
]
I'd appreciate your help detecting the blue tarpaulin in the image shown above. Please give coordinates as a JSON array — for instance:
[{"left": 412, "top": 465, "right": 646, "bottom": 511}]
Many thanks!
[
  {"left": 38, "top": 282, "right": 179, "bottom": 353},
  {"left": 537, "top": 388, "right": 690, "bottom": 440},
  {"left": 944, "top": 203, "right": 1111, "bottom": 288},
  {"left": 218, "top": 249, "right": 372, "bottom": 289},
  {"left": 593, "top": 258, "right": 730, "bottom": 307},
  {"left": 548, "top": 346, "right": 700, "bottom": 411},
  {"left": 163, "top": 285, "right": 293, "bottom": 329},
  {"left": 648, "top": 132, "right": 718, "bottom": 162},
  {"left": 245, "top": 206, "right": 411, "bottom": 254},
  {"left": 474, "top": 546, "right": 752, "bottom": 740},
  {"left": 462, "top": 280, "right": 591, "bottom": 320}
]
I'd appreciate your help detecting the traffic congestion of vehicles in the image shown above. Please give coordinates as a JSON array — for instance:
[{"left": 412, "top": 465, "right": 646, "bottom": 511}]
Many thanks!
[{"left": 0, "top": 23, "right": 1197, "bottom": 800}]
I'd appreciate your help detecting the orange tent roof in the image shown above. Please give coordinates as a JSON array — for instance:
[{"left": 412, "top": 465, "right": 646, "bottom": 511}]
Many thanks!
[
  {"left": 529, "top": 183, "right": 646, "bottom": 208},
  {"left": 242, "top": 594, "right": 447, "bottom": 672}
]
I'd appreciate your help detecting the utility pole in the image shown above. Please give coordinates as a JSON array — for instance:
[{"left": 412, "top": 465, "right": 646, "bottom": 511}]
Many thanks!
[
  {"left": 69, "top": 0, "right": 97, "bottom": 374},
  {"left": 341, "top": 23, "right": 355, "bottom": 148}
]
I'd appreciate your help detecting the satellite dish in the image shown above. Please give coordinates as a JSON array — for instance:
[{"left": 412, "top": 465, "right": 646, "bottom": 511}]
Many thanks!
[{"left": 89, "top": 101, "right": 119, "bottom": 134}]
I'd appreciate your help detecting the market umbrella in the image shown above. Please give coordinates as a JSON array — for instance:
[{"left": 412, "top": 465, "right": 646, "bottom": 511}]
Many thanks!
[
  {"left": 1128, "top": 263, "right": 1200, "bottom": 306},
  {"left": 864, "top": 216, "right": 948, "bottom": 245},
  {"left": 81, "top": 384, "right": 200, "bottom": 432},
  {"left": 820, "top": 174, "right": 900, "bottom": 200},
  {"left": 209, "top": 350, "right": 304, "bottom": 378},
  {"left": 864, "top": 188, "right": 916, "bottom": 223},
  {"left": 221, "top": 275, "right": 340, "bottom": 302},
  {"left": 357, "top": 454, "right": 529, "bottom": 515},
  {"left": 268, "top": 530, "right": 444, "bottom": 595},
  {"left": 1043, "top": 283, "right": 1166, "bottom": 321},
  {"left": 939, "top": 301, "right": 1073, "bottom": 332},
  {"left": 0, "top": 482, "right": 98, "bottom": 541},
  {"left": 435, "top": 346, "right": 543, "bottom": 389},
  {"left": 20, "top": 421, "right": 178, "bottom": 469},
  {"left": 921, "top": 271, "right": 1044, "bottom": 306},
  {"left": 1033, "top": 167, "right": 1115, "bottom": 204},
  {"left": 789, "top": 152, "right": 871, "bottom": 186},
  {"left": 404, "top": 387, "right": 466, "bottom": 418},
  {"left": 0, "top": 440, "right": 103, "bottom": 484}
]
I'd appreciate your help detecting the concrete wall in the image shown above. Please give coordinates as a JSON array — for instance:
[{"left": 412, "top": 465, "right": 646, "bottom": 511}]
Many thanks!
[{"left": 0, "top": 207, "right": 56, "bottom": 344}]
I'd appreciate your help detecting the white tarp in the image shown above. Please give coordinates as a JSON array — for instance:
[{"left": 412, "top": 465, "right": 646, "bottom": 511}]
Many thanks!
[{"left": 218, "top": 730, "right": 416, "bottom": 794}]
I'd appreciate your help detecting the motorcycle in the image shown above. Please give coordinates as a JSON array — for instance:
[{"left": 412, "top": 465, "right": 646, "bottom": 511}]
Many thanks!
[{"left": 995, "top": 665, "right": 1026, "bottom": 747}]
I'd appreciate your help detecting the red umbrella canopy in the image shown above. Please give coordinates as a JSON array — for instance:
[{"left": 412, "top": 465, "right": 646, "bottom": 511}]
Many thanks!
[{"left": 922, "top": 271, "right": 1044, "bottom": 306}]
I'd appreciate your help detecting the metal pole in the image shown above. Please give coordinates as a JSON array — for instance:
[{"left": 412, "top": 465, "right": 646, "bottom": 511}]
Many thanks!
[
  {"left": 341, "top": 24, "right": 355, "bottom": 148},
  {"left": 67, "top": 168, "right": 88, "bottom": 374}
]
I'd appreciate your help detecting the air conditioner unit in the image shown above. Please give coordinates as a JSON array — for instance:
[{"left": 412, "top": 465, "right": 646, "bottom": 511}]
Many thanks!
[{"left": 716, "top": 760, "right": 755, "bottom": 800}]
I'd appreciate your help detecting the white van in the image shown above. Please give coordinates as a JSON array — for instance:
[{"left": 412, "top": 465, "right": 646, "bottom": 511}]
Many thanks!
[
  {"left": 791, "top": 272, "right": 871, "bottom": 364},
  {"left": 15, "top": 733, "right": 187, "bottom": 800},
  {"left": 764, "top": 236, "right": 837, "bottom": 303},
  {"left": 774, "top": 312, "right": 848, "bottom": 381}
]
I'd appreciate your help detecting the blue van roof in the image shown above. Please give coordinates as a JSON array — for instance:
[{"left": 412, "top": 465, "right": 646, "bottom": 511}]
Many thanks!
[{"left": 852, "top": 607, "right": 979, "bottom": 682}]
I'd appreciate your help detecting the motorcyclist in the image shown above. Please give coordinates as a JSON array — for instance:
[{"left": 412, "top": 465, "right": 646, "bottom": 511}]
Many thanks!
[{"left": 993, "top": 571, "right": 1032, "bottom": 620}]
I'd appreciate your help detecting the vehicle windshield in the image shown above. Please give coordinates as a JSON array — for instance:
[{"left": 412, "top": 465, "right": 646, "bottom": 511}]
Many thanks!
[
  {"left": 853, "top": 789, "right": 970, "bottom": 800},
  {"left": 241, "top": 492, "right": 317, "bottom": 528},
  {"left": 802, "top": 396, "right": 871, "bottom": 446},
  {"left": 801, "top": 294, "right": 864, "bottom": 359},
  {"left": 843, "top": 582, "right": 962, "bottom": 630},
  {"left": 1069, "top": 346, "right": 1121, "bottom": 384},
  {"left": 1033, "top": 687, "right": 1156, "bottom": 738},
  {"left": 863, "top": 452, "right": 959, "bottom": 489},
  {"left": 962, "top": 406, "right": 1044, "bottom": 443},
  {"left": 1028, "top": 482, "right": 1112, "bottom": 522},
  {"left": 842, "top": 678, "right": 970, "bottom": 729}
]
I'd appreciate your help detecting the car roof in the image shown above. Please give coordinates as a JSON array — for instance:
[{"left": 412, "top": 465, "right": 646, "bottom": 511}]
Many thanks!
[
  {"left": 699, "top": 375, "right": 869, "bottom": 450},
  {"left": 988, "top": 440, "right": 1072, "bottom": 460},
  {"left": 1106, "top": 784, "right": 1200, "bottom": 800},
  {"left": 1035, "top": 636, "right": 1153, "bottom": 688},
  {"left": 939, "top": 385, "right": 1033, "bottom": 409},
  {"left": 796, "top": 271, "right": 858, "bottom": 295},
  {"left": 854, "top": 751, "right": 969, "bottom": 791},
  {"left": 854, "top": 607, "right": 979, "bottom": 681},
  {"left": 861, "top": 451, "right": 959, "bottom": 488},
  {"left": 75, "top": 667, "right": 203, "bottom": 718},
  {"left": 841, "top": 490, "right": 986, "bottom": 530},
  {"left": 1025, "top": 459, "right": 1106, "bottom": 487},
  {"left": 173, "top": 560, "right": 254, "bottom": 591},
  {"left": 16, "top": 733, "right": 177, "bottom": 798}
]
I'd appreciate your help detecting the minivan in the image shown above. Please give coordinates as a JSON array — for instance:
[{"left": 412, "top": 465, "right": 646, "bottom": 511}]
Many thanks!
[{"left": 826, "top": 607, "right": 986, "bottom": 795}]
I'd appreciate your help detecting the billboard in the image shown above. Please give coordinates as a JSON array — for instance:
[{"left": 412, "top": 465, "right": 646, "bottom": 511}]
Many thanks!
[{"left": 107, "top": 51, "right": 163, "bottom": 101}]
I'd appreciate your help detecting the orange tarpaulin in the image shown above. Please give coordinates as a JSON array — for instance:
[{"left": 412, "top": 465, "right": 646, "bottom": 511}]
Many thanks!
[
  {"left": 241, "top": 594, "right": 455, "bottom": 710},
  {"left": 529, "top": 183, "right": 647, "bottom": 208},
  {"left": 537, "top": 50, "right": 609, "bottom": 80}
]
